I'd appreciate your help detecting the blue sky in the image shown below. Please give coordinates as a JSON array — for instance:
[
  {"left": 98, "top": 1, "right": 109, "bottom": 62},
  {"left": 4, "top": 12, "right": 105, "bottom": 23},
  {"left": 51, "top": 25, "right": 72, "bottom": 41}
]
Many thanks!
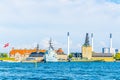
[{"left": 0, "top": 0, "right": 120, "bottom": 53}]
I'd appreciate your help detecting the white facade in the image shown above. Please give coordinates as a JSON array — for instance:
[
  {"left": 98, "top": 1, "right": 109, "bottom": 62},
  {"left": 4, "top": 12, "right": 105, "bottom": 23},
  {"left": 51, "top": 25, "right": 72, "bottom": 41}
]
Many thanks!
[
  {"left": 102, "top": 47, "right": 115, "bottom": 54},
  {"left": 102, "top": 48, "right": 109, "bottom": 53},
  {"left": 109, "top": 48, "right": 115, "bottom": 54}
]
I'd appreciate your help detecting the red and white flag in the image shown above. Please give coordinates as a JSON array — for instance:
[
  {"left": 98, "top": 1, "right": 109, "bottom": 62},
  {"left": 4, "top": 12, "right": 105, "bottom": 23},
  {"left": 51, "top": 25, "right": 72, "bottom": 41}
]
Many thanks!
[{"left": 3, "top": 43, "right": 9, "bottom": 48}]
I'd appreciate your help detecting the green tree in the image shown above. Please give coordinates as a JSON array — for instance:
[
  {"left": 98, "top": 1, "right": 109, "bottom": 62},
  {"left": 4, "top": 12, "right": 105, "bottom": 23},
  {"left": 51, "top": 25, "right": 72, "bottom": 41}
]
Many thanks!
[
  {"left": 0, "top": 53, "right": 8, "bottom": 58},
  {"left": 68, "top": 54, "right": 73, "bottom": 59},
  {"left": 114, "top": 53, "right": 120, "bottom": 60},
  {"left": 3, "top": 54, "right": 8, "bottom": 58}
]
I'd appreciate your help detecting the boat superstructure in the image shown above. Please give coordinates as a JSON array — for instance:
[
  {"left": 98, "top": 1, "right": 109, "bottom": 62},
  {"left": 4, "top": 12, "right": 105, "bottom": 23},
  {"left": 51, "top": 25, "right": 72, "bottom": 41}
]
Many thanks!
[{"left": 44, "top": 38, "right": 58, "bottom": 62}]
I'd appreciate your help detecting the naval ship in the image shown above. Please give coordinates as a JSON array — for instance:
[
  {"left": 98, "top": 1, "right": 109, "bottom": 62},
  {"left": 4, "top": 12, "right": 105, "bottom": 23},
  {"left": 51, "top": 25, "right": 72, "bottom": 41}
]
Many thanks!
[{"left": 44, "top": 39, "right": 58, "bottom": 62}]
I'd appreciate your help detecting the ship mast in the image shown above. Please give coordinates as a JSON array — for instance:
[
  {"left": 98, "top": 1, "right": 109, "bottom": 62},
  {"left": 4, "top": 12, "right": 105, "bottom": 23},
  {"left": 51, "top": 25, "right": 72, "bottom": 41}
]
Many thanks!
[{"left": 49, "top": 38, "right": 54, "bottom": 50}]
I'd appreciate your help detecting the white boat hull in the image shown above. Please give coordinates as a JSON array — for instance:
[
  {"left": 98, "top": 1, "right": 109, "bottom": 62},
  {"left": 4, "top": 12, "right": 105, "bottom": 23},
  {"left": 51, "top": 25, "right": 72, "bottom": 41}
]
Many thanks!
[{"left": 44, "top": 50, "right": 58, "bottom": 62}]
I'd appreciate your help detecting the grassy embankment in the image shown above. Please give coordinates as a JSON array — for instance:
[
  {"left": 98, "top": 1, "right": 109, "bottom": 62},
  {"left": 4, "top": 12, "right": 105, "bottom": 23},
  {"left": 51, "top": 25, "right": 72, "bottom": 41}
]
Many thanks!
[{"left": 0, "top": 57, "right": 15, "bottom": 61}]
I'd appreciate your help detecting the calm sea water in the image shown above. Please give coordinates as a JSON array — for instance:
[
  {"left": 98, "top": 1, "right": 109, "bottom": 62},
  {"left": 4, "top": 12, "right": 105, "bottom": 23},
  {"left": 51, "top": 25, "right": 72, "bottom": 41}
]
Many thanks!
[{"left": 0, "top": 62, "right": 120, "bottom": 80}]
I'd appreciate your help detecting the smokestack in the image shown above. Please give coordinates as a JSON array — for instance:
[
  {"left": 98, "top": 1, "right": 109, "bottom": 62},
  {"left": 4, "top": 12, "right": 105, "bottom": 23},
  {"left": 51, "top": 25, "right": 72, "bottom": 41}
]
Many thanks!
[
  {"left": 91, "top": 33, "right": 93, "bottom": 52},
  {"left": 110, "top": 33, "right": 112, "bottom": 48},
  {"left": 109, "top": 33, "right": 113, "bottom": 53},
  {"left": 67, "top": 32, "right": 70, "bottom": 56}
]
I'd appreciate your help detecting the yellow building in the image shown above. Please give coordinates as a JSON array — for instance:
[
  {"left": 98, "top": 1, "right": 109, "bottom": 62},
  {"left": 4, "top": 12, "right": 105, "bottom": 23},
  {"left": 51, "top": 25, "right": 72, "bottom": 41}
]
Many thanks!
[
  {"left": 82, "top": 33, "right": 92, "bottom": 59},
  {"left": 82, "top": 46, "right": 92, "bottom": 59},
  {"left": 81, "top": 33, "right": 114, "bottom": 62},
  {"left": 82, "top": 47, "right": 114, "bottom": 61},
  {"left": 57, "top": 54, "right": 68, "bottom": 61},
  {"left": 56, "top": 48, "right": 68, "bottom": 61},
  {"left": 92, "top": 53, "right": 114, "bottom": 62}
]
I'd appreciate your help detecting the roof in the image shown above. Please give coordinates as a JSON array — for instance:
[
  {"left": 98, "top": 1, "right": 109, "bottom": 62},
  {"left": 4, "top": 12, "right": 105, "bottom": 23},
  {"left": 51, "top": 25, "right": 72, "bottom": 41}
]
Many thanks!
[
  {"left": 29, "top": 52, "right": 45, "bottom": 57},
  {"left": 92, "top": 53, "right": 113, "bottom": 57},
  {"left": 56, "top": 48, "right": 64, "bottom": 54},
  {"left": 10, "top": 49, "right": 46, "bottom": 55}
]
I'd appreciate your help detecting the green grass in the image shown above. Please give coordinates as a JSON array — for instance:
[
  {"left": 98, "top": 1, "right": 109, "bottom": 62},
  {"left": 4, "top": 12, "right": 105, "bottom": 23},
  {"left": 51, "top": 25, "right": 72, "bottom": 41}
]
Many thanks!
[{"left": 0, "top": 57, "right": 15, "bottom": 61}]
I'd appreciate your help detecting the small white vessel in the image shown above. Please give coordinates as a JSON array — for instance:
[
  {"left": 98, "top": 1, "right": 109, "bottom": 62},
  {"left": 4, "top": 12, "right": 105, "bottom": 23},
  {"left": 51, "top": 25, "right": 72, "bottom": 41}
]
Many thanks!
[{"left": 44, "top": 38, "right": 58, "bottom": 62}]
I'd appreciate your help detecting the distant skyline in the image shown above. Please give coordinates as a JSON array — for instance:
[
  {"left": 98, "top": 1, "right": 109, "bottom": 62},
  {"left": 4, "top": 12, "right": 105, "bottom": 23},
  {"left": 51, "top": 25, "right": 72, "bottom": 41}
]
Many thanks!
[{"left": 0, "top": 0, "right": 120, "bottom": 53}]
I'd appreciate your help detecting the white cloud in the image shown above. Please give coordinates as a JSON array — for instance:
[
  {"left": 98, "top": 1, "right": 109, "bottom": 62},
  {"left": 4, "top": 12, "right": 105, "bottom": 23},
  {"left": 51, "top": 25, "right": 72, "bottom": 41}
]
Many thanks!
[
  {"left": 0, "top": 0, "right": 119, "bottom": 28},
  {"left": 0, "top": 0, "right": 120, "bottom": 53}
]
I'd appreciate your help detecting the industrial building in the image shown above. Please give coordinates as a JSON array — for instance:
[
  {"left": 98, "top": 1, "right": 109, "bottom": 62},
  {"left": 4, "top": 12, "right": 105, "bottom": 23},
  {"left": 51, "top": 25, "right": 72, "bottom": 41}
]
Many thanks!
[{"left": 82, "top": 33, "right": 114, "bottom": 62}]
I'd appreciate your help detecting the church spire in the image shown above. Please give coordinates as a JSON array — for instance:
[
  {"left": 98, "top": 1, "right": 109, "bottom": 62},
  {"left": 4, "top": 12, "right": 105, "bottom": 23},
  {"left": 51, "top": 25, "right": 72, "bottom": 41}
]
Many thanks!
[
  {"left": 84, "top": 33, "right": 90, "bottom": 46},
  {"left": 36, "top": 44, "right": 39, "bottom": 53}
]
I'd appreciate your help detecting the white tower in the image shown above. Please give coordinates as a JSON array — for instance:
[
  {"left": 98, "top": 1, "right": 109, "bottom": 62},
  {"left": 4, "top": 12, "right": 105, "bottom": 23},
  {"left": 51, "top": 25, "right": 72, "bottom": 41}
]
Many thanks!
[
  {"left": 110, "top": 33, "right": 113, "bottom": 54},
  {"left": 91, "top": 33, "right": 94, "bottom": 52},
  {"left": 67, "top": 32, "right": 70, "bottom": 56},
  {"left": 110, "top": 33, "right": 112, "bottom": 49}
]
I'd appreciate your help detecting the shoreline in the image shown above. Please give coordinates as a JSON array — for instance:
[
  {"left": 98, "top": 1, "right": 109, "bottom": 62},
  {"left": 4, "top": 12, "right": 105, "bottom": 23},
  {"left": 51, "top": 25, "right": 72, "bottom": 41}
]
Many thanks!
[{"left": 0, "top": 60, "right": 116, "bottom": 63}]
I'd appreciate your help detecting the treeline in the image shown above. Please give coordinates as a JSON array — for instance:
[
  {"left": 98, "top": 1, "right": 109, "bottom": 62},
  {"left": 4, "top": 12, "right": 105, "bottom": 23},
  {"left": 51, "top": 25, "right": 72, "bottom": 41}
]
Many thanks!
[{"left": 0, "top": 53, "right": 8, "bottom": 58}]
